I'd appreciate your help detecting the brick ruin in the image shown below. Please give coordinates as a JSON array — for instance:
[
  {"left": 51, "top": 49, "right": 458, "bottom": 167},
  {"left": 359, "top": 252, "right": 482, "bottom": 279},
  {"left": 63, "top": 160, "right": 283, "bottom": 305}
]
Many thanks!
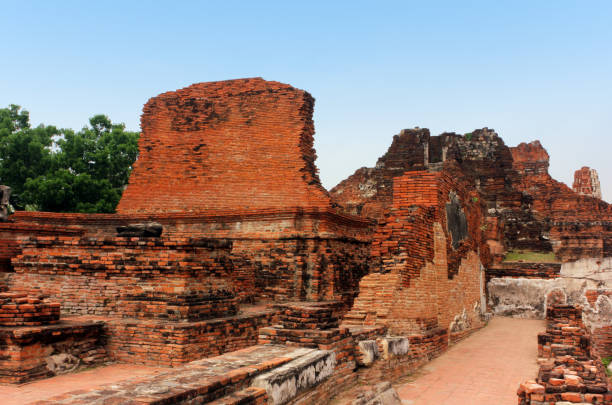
[
  {"left": 574, "top": 166, "right": 603, "bottom": 200},
  {"left": 0, "top": 78, "right": 610, "bottom": 403},
  {"left": 518, "top": 303, "right": 612, "bottom": 404}
]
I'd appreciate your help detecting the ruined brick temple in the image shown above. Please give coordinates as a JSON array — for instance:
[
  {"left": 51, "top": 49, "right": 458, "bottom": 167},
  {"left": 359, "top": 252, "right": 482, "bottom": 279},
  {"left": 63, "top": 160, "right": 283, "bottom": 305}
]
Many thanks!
[{"left": 1, "top": 78, "right": 610, "bottom": 404}]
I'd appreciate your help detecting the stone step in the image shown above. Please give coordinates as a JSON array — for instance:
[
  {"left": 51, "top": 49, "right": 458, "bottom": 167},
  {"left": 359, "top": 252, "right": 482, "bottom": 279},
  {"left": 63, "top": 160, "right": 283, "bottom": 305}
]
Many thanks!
[
  {"left": 252, "top": 349, "right": 336, "bottom": 405},
  {"left": 31, "top": 345, "right": 318, "bottom": 404},
  {"left": 207, "top": 386, "right": 269, "bottom": 405}
]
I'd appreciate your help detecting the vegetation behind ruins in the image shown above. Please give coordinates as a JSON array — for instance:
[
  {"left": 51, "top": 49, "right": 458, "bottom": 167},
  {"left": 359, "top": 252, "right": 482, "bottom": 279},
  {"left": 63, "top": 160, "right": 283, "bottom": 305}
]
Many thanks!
[{"left": 0, "top": 104, "right": 139, "bottom": 212}]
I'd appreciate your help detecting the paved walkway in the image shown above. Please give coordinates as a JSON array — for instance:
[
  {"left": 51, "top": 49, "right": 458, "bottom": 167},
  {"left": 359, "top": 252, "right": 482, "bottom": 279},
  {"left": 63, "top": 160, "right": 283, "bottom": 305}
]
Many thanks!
[
  {"left": 0, "top": 364, "right": 166, "bottom": 405},
  {"left": 397, "top": 317, "right": 544, "bottom": 405}
]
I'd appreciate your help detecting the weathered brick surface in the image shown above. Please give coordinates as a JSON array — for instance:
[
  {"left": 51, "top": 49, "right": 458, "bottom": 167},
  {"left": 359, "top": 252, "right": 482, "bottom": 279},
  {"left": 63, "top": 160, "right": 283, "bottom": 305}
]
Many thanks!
[
  {"left": 585, "top": 289, "right": 612, "bottom": 359},
  {"left": 331, "top": 128, "right": 520, "bottom": 231},
  {"left": 9, "top": 236, "right": 237, "bottom": 320},
  {"left": 107, "top": 308, "right": 277, "bottom": 366},
  {"left": 0, "top": 292, "right": 60, "bottom": 326},
  {"left": 117, "top": 78, "right": 331, "bottom": 214},
  {"left": 332, "top": 128, "right": 611, "bottom": 264},
  {"left": 486, "top": 262, "right": 561, "bottom": 282},
  {"left": 511, "top": 141, "right": 612, "bottom": 262},
  {"left": 0, "top": 319, "right": 108, "bottom": 384},
  {"left": 0, "top": 221, "right": 83, "bottom": 273},
  {"left": 518, "top": 305, "right": 612, "bottom": 405},
  {"left": 343, "top": 169, "right": 486, "bottom": 336}
]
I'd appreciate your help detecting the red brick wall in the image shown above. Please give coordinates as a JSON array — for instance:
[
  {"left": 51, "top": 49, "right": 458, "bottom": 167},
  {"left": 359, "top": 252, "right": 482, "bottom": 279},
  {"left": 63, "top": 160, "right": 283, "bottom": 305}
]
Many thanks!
[
  {"left": 343, "top": 169, "right": 486, "bottom": 335},
  {"left": 9, "top": 236, "right": 237, "bottom": 320},
  {"left": 106, "top": 311, "right": 276, "bottom": 366},
  {"left": 8, "top": 210, "right": 372, "bottom": 305},
  {"left": 0, "top": 292, "right": 60, "bottom": 326},
  {"left": 0, "top": 222, "right": 83, "bottom": 272},
  {"left": 117, "top": 78, "right": 331, "bottom": 215}
]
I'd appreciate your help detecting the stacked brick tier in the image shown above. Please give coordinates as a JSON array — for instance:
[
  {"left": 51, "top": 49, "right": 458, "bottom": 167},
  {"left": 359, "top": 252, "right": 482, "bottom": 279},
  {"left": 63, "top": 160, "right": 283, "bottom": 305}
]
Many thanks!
[
  {"left": 8, "top": 209, "right": 372, "bottom": 305},
  {"left": 117, "top": 78, "right": 331, "bottom": 215},
  {"left": 107, "top": 307, "right": 278, "bottom": 366},
  {"left": 259, "top": 301, "right": 350, "bottom": 349},
  {"left": 0, "top": 318, "right": 108, "bottom": 384},
  {"left": 0, "top": 221, "right": 83, "bottom": 273},
  {"left": 486, "top": 262, "right": 561, "bottom": 282},
  {"left": 518, "top": 305, "right": 612, "bottom": 405},
  {"left": 274, "top": 301, "right": 344, "bottom": 330},
  {"left": 0, "top": 292, "right": 60, "bottom": 326},
  {"left": 9, "top": 236, "right": 238, "bottom": 320},
  {"left": 343, "top": 169, "right": 487, "bottom": 336}
]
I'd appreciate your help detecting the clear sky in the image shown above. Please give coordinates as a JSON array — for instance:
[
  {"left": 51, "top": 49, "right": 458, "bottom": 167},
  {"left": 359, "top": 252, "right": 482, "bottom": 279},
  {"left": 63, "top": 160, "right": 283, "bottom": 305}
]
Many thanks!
[{"left": 2, "top": 1, "right": 611, "bottom": 200}]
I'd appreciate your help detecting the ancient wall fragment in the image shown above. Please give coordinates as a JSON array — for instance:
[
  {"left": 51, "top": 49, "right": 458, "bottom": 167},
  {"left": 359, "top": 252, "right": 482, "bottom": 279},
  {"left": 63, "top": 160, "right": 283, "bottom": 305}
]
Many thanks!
[
  {"left": 510, "top": 142, "right": 612, "bottom": 261},
  {"left": 117, "top": 78, "right": 331, "bottom": 214},
  {"left": 342, "top": 169, "right": 487, "bottom": 337}
]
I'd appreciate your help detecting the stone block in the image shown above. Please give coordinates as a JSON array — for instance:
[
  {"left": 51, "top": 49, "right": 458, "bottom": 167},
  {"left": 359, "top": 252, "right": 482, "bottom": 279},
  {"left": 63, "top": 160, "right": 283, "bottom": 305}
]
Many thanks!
[{"left": 252, "top": 349, "right": 336, "bottom": 404}]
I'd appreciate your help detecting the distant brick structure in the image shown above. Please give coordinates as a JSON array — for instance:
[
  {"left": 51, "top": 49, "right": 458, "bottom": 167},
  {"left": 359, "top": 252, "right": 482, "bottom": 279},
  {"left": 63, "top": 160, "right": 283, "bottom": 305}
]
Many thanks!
[
  {"left": 573, "top": 166, "right": 602, "bottom": 199},
  {"left": 117, "top": 78, "right": 330, "bottom": 214},
  {"left": 333, "top": 129, "right": 612, "bottom": 263},
  {"left": 511, "top": 142, "right": 612, "bottom": 261}
]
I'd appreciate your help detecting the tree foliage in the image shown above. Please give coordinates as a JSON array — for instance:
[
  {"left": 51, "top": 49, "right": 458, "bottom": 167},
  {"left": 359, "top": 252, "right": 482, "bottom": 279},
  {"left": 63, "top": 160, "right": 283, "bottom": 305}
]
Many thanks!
[{"left": 0, "top": 105, "right": 139, "bottom": 213}]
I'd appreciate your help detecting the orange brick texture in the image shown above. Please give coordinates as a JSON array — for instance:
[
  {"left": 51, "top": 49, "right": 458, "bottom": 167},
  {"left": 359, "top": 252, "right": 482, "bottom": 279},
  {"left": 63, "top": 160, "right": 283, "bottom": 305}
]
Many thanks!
[
  {"left": 0, "top": 292, "right": 59, "bottom": 326},
  {"left": 0, "top": 320, "right": 108, "bottom": 384},
  {"left": 106, "top": 310, "right": 277, "bottom": 367},
  {"left": 9, "top": 236, "right": 237, "bottom": 320},
  {"left": 518, "top": 305, "right": 612, "bottom": 404},
  {"left": 0, "top": 221, "right": 83, "bottom": 273},
  {"left": 117, "top": 78, "right": 331, "bottom": 214},
  {"left": 511, "top": 141, "right": 612, "bottom": 261},
  {"left": 343, "top": 169, "right": 486, "bottom": 339}
]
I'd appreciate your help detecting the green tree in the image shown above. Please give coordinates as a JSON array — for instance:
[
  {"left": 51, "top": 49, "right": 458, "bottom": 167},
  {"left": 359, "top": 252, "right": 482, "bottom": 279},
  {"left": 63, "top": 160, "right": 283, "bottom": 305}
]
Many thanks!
[
  {"left": 0, "top": 104, "right": 30, "bottom": 137},
  {"left": 58, "top": 115, "right": 139, "bottom": 189},
  {"left": 0, "top": 106, "right": 59, "bottom": 207},
  {"left": 0, "top": 105, "right": 139, "bottom": 213}
]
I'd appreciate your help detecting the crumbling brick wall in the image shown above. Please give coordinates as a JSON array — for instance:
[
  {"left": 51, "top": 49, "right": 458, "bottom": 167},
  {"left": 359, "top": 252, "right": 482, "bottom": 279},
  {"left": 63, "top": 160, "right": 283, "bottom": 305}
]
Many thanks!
[
  {"left": 343, "top": 169, "right": 486, "bottom": 336},
  {"left": 518, "top": 304, "right": 612, "bottom": 404},
  {"left": 117, "top": 78, "right": 331, "bottom": 214},
  {"left": 0, "top": 222, "right": 83, "bottom": 273},
  {"left": 9, "top": 236, "right": 238, "bottom": 320},
  {"left": 333, "top": 127, "right": 611, "bottom": 263},
  {"left": 511, "top": 141, "right": 612, "bottom": 261}
]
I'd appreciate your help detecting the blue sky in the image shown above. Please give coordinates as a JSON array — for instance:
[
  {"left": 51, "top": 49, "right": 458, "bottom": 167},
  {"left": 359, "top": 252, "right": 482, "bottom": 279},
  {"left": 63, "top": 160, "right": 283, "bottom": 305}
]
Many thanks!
[{"left": 2, "top": 1, "right": 611, "bottom": 200}]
